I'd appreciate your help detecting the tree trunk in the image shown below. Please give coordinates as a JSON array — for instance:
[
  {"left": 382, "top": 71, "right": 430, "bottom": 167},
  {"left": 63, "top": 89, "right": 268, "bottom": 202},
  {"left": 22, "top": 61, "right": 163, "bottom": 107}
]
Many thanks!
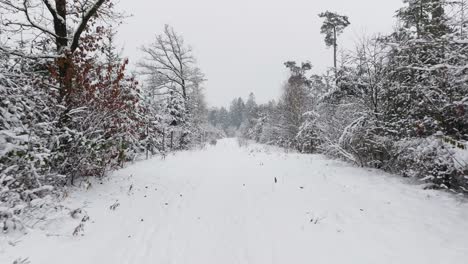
[
  {"left": 462, "top": 0, "right": 466, "bottom": 38},
  {"left": 53, "top": 0, "right": 72, "bottom": 102},
  {"left": 333, "top": 26, "right": 338, "bottom": 82},
  {"left": 418, "top": 0, "right": 423, "bottom": 37},
  {"left": 170, "top": 131, "right": 174, "bottom": 149},
  {"left": 181, "top": 80, "right": 187, "bottom": 99},
  {"left": 146, "top": 124, "right": 149, "bottom": 160},
  {"left": 54, "top": 0, "right": 68, "bottom": 52},
  {"left": 333, "top": 26, "right": 337, "bottom": 71},
  {"left": 162, "top": 129, "right": 166, "bottom": 152}
]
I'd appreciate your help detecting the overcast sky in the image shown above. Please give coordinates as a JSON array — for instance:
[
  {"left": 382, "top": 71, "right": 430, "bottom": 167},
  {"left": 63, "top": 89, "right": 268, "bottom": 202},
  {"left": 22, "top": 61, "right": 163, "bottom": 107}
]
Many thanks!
[{"left": 116, "top": 0, "right": 403, "bottom": 107}]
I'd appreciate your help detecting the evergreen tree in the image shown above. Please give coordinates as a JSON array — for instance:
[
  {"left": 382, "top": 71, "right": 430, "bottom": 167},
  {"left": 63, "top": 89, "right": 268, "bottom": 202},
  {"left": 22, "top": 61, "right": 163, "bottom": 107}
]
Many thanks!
[
  {"left": 218, "top": 107, "right": 230, "bottom": 131},
  {"left": 245, "top": 93, "right": 258, "bottom": 120},
  {"left": 382, "top": 0, "right": 454, "bottom": 138},
  {"left": 397, "top": 0, "right": 449, "bottom": 38},
  {"left": 318, "top": 11, "right": 351, "bottom": 71},
  {"left": 167, "top": 91, "right": 187, "bottom": 128},
  {"left": 229, "top": 98, "right": 246, "bottom": 129}
]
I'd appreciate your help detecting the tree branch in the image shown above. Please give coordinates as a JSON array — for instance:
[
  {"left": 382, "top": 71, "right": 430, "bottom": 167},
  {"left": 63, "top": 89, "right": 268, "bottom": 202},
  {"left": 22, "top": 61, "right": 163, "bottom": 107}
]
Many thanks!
[{"left": 70, "top": 0, "right": 106, "bottom": 52}]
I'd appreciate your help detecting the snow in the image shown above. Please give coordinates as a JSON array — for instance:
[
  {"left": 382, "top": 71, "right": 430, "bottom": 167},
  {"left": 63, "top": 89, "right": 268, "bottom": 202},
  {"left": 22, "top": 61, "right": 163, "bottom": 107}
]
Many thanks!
[{"left": 1, "top": 138, "right": 468, "bottom": 264}]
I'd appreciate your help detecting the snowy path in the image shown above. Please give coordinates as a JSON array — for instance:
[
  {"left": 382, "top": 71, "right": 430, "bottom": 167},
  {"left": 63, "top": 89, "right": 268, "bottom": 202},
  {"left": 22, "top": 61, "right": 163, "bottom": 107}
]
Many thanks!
[{"left": 2, "top": 138, "right": 468, "bottom": 264}]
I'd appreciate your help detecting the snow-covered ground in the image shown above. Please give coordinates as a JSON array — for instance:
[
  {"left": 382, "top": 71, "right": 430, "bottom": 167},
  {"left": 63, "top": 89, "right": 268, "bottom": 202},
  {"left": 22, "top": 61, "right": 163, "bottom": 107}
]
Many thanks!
[{"left": 1, "top": 138, "right": 468, "bottom": 264}]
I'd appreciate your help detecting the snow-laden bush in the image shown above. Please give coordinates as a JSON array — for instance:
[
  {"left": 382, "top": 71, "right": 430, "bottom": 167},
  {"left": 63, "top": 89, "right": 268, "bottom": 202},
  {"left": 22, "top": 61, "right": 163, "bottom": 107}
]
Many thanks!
[
  {"left": 0, "top": 45, "right": 149, "bottom": 231},
  {"left": 336, "top": 116, "right": 393, "bottom": 168},
  {"left": 0, "top": 61, "right": 63, "bottom": 201},
  {"left": 391, "top": 137, "right": 468, "bottom": 192},
  {"left": 46, "top": 50, "right": 142, "bottom": 183},
  {"left": 295, "top": 111, "right": 321, "bottom": 153},
  {"left": 259, "top": 122, "right": 290, "bottom": 148},
  {"left": 202, "top": 123, "right": 226, "bottom": 142},
  {"left": 0, "top": 75, "right": 70, "bottom": 232},
  {"left": 247, "top": 116, "right": 266, "bottom": 142}
]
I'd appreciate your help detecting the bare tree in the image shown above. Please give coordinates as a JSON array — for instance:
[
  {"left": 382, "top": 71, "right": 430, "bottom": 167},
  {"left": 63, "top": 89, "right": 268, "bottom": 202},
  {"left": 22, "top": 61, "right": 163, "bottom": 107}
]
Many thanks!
[
  {"left": 138, "top": 25, "right": 204, "bottom": 101},
  {"left": 0, "top": 0, "right": 118, "bottom": 56},
  {"left": 0, "top": 0, "right": 122, "bottom": 101},
  {"left": 350, "top": 36, "right": 389, "bottom": 117}
]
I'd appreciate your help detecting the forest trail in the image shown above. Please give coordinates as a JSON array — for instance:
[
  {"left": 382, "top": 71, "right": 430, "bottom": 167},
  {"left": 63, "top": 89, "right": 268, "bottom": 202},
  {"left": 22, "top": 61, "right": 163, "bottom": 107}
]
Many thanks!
[{"left": 1, "top": 138, "right": 468, "bottom": 264}]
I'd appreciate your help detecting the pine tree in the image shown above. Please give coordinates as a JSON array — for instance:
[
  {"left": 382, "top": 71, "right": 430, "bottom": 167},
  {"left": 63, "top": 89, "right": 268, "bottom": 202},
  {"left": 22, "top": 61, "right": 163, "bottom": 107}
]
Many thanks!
[
  {"left": 229, "top": 98, "right": 246, "bottom": 129},
  {"left": 397, "top": 0, "right": 448, "bottom": 38},
  {"left": 245, "top": 93, "right": 258, "bottom": 120},
  {"left": 167, "top": 91, "right": 187, "bottom": 127},
  {"left": 382, "top": 0, "right": 453, "bottom": 138},
  {"left": 318, "top": 11, "right": 351, "bottom": 71}
]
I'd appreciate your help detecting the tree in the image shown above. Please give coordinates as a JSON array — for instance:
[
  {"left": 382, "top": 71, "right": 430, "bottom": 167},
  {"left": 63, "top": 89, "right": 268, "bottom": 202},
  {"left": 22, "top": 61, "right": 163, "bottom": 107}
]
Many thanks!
[
  {"left": 218, "top": 107, "right": 230, "bottom": 130},
  {"left": 102, "top": 27, "right": 122, "bottom": 69},
  {"left": 284, "top": 61, "right": 312, "bottom": 86},
  {"left": 187, "top": 84, "right": 208, "bottom": 127},
  {"left": 318, "top": 11, "right": 351, "bottom": 71},
  {"left": 138, "top": 25, "right": 207, "bottom": 148},
  {"left": 240, "top": 1, "right": 468, "bottom": 193},
  {"left": 0, "top": 0, "right": 115, "bottom": 55},
  {"left": 270, "top": 61, "right": 314, "bottom": 148},
  {"left": 229, "top": 98, "right": 246, "bottom": 129},
  {"left": 245, "top": 92, "right": 258, "bottom": 121},
  {"left": 0, "top": 0, "right": 120, "bottom": 99},
  {"left": 348, "top": 36, "right": 389, "bottom": 117},
  {"left": 382, "top": 0, "right": 457, "bottom": 139},
  {"left": 138, "top": 25, "right": 204, "bottom": 101},
  {"left": 396, "top": 0, "right": 448, "bottom": 38},
  {"left": 457, "top": 0, "right": 468, "bottom": 38}
]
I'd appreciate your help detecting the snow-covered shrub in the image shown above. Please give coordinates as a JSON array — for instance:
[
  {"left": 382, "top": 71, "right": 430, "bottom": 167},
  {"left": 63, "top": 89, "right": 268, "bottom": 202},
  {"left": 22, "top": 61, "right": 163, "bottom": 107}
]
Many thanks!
[
  {"left": 202, "top": 123, "right": 226, "bottom": 142},
  {"left": 336, "top": 116, "right": 393, "bottom": 168},
  {"left": 137, "top": 102, "right": 165, "bottom": 158},
  {"left": 47, "top": 46, "right": 141, "bottom": 183},
  {"left": 295, "top": 111, "right": 321, "bottom": 153},
  {"left": 0, "top": 29, "right": 151, "bottom": 229},
  {"left": 258, "top": 121, "right": 287, "bottom": 147},
  {"left": 178, "top": 128, "right": 192, "bottom": 150},
  {"left": 0, "top": 206, "right": 24, "bottom": 232},
  {"left": 391, "top": 137, "right": 468, "bottom": 192},
  {"left": 247, "top": 116, "right": 266, "bottom": 142},
  {"left": 237, "top": 137, "right": 249, "bottom": 147},
  {"left": 0, "top": 57, "right": 63, "bottom": 204}
]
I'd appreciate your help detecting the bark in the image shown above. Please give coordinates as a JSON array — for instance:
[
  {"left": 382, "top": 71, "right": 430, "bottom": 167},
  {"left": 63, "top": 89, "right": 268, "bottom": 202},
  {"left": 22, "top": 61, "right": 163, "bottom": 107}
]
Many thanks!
[{"left": 333, "top": 26, "right": 337, "bottom": 70}]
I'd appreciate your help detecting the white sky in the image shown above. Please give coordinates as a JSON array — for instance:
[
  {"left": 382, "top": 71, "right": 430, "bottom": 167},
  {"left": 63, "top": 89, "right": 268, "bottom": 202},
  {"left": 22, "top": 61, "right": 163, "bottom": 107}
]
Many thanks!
[{"left": 116, "top": 0, "right": 403, "bottom": 107}]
